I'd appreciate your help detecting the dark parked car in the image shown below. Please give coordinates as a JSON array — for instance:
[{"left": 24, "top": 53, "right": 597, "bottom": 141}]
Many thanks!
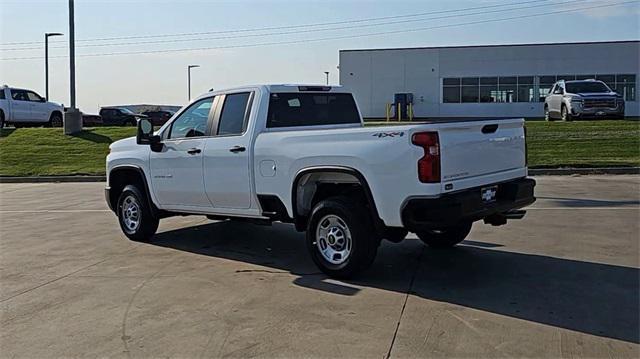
[
  {"left": 99, "top": 107, "right": 146, "bottom": 126},
  {"left": 81, "top": 114, "right": 103, "bottom": 127},
  {"left": 142, "top": 110, "right": 174, "bottom": 126}
]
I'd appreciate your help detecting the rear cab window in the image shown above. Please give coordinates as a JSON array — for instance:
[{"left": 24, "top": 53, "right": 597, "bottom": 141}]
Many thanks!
[{"left": 267, "top": 92, "right": 360, "bottom": 128}]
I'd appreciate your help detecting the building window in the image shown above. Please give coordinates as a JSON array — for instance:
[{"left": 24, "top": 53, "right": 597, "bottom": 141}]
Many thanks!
[
  {"left": 444, "top": 76, "right": 535, "bottom": 103},
  {"left": 557, "top": 75, "right": 576, "bottom": 81},
  {"left": 479, "top": 77, "right": 497, "bottom": 103},
  {"left": 443, "top": 74, "right": 637, "bottom": 104},
  {"left": 461, "top": 77, "right": 479, "bottom": 102},
  {"left": 497, "top": 77, "right": 517, "bottom": 102},
  {"left": 595, "top": 74, "right": 616, "bottom": 88},
  {"left": 615, "top": 74, "right": 636, "bottom": 101},
  {"left": 442, "top": 78, "right": 461, "bottom": 103},
  {"left": 517, "top": 76, "right": 534, "bottom": 102},
  {"left": 538, "top": 75, "right": 556, "bottom": 102}
]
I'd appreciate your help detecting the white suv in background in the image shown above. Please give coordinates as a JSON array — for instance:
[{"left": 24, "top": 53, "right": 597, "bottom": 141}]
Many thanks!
[
  {"left": 544, "top": 79, "right": 625, "bottom": 121},
  {"left": 0, "top": 85, "right": 64, "bottom": 129}
]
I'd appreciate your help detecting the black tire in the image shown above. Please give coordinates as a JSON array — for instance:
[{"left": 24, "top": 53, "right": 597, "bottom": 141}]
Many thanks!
[
  {"left": 49, "top": 112, "right": 63, "bottom": 127},
  {"left": 306, "top": 196, "right": 379, "bottom": 278},
  {"left": 117, "top": 184, "right": 159, "bottom": 242},
  {"left": 123, "top": 118, "right": 136, "bottom": 126},
  {"left": 383, "top": 227, "right": 408, "bottom": 243},
  {"left": 0, "top": 111, "right": 5, "bottom": 129},
  {"left": 561, "top": 105, "right": 572, "bottom": 122},
  {"left": 544, "top": 105, "right": 553, "bottom": 121},
  {"left": 416, "top": 221, "right": 473, "bottom": 249}
]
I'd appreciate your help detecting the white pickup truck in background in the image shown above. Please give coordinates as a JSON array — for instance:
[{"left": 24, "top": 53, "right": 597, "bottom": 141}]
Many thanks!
[
  {"left": 0, "top": 85, "right": 64, "bottom": 129},
  {"left": 106, "top": 84, "right": 536, "bottom": 278}
]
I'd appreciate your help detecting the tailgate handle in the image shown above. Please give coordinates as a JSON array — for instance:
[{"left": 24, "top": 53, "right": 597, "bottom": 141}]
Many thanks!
[{"left": 482, "top": 124, "right": 499, "bottom": 134}]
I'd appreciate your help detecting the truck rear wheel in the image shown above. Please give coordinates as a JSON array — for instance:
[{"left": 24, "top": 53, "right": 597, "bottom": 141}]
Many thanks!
[
  {"left": 416, "top": 222, "right": 472, "bottom": 248},
  {"left": 306, "top": 196, "right": 379, "bottom": 278},
  {"left": 117, "top": 185, "right": 159, "bottom": 242}
]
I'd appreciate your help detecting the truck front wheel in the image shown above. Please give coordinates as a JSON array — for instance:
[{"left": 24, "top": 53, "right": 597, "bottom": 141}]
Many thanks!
[
  {"left": 49, "top": 112, "right": 63, "bottom": 127},
  {"left": 306, "top": 196, "right": 379, "bottom": 278},
  {"left": 416, "top": 221, "right": 472, "bottom": 248},
  {"left": 117, "top": 185, "right": 159, "bottom": 242}
]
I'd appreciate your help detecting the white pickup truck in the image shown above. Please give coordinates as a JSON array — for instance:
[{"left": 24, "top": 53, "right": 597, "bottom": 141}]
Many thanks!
[
  {"left": 0, "top": 85, "right": 64, "bottom": 128},
  {"left": 106, "top": 84, "right": 535, "bottom": 278}
]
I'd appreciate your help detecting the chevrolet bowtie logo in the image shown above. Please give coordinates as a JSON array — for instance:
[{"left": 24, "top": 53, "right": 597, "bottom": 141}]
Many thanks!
[{"left": 482, "top": 188, "right": 497, "bottom": 202}]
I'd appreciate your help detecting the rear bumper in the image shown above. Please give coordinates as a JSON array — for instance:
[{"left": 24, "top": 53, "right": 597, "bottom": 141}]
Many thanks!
[{"left": 401, "top": 177, "right": 536, "bottom": 231}]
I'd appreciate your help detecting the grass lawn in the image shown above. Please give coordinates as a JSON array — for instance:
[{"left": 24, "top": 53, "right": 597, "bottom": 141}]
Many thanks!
[
  {"left": 0, "top": 120, "right": 638, "bottom": 176},
  {"left": 0, "top": 127, "right": 136, "bottom": 176}
]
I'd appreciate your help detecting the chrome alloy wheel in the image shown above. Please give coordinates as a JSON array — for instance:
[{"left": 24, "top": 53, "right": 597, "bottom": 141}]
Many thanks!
[
  {"left": 121, "top": 195, "right": 141, "bottom": 234},
  {"left": 315, "top": 214, "right": 352, "bottom": 265}
]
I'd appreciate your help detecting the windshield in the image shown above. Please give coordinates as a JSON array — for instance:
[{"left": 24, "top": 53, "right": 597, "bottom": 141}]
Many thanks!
[
  {"left": 119, "top": 108, "right": 135, "bottom": 114},
  {"left": 565, "top": 82, "right": 611, "bottom": 94}
]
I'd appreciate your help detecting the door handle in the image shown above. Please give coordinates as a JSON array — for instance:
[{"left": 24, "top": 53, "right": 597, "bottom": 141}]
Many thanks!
[
  {"left": 187, "top": 148, "right": 201, "bottom": 155},
  {"left": 229, "top": 146, "right": 246, "bottom": 153}
]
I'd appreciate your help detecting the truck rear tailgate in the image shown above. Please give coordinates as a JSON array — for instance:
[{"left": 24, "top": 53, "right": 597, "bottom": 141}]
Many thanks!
[{"left": 438, "top": 118, "right": 526, "bottom": 191}]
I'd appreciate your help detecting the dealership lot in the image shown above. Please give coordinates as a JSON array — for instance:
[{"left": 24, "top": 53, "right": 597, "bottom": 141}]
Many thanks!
[{"left": 0, "top": 175, "right": 638, "bottom": 358}]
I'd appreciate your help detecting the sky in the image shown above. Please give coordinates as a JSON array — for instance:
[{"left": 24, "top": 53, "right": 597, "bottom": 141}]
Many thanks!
[{"left": 1, "top": 0, "right": 639, "bottom": 113}]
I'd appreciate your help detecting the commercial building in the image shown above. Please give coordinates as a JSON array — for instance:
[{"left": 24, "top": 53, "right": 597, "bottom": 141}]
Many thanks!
[{"left": 338, "top": 40, "right": 639, "bottom": 119}]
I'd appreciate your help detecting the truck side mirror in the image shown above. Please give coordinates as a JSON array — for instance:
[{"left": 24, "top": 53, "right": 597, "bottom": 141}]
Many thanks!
[{"left": 136, "top": 118, "right": 160, "bottom": 147}]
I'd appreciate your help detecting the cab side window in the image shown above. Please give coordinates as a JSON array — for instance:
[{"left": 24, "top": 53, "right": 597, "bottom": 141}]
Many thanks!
[
  {"left": 217, "top": 92, "right": 251, "bottom": 136},
  {"left": 26, "top": 91, "right": 44, "bottom": 102},
  {"left": 168, "top": 97, "right": 214, "bottom": 139},
  {"left": 553, "top": 84, "right": 564, "bottom": 94},
  {"left": 11, "top": 90, "right": 29, "bottom": 101}
]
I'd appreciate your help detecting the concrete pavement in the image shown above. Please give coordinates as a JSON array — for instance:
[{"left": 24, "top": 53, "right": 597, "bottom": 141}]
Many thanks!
[{"left": 0, "top": 175, "right": 638, "bottom": 358}]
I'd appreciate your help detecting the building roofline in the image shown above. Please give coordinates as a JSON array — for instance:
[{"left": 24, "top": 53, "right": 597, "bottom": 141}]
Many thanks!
[{"left": 339, "top": 40, "right": 640, "bottom": 53}]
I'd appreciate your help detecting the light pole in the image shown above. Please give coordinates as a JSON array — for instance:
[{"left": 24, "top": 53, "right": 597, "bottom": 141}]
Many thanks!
[
  {"left": 188, "top": 65, "right": 200, "bottom": 100},
  {"left": 64, "top": 0, "right": 81, "bottom": 134},
  {"left": 324, "top": 71, "right": 329, "bottom": 85},
  {"left": 44, "top": 32, "right": 63, "bottom": 101}
]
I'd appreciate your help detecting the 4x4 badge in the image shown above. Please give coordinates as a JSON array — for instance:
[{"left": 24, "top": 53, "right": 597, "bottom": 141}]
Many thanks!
[{"left": 372, "top": 132, "right": 404, "bottom": 138}]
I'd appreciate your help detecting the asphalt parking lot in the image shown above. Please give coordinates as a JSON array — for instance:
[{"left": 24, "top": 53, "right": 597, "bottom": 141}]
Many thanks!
[{"left": 0, "top": 175, "right": 638, "bottom": 358}]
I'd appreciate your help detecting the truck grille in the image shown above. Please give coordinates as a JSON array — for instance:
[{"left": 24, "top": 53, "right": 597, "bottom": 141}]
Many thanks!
[{"left": 583, "top": 98, "right": 616, "bottom": 108}]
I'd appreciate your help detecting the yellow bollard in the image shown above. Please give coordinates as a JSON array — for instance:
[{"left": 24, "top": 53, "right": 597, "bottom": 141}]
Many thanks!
[
  {"left": 385, "top": 103, "right": 390, "bottom": 122},
  {"left": 397, "top": 102, "right": 401, "bottom": 121}
]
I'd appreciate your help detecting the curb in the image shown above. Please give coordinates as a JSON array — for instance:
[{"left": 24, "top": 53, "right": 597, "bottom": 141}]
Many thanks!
[
  {"left": 529, "top": 167, "right": 640, "bottom": 176},
  {"left": 0, "top": 176, "right": 106, "bottom": 183}
]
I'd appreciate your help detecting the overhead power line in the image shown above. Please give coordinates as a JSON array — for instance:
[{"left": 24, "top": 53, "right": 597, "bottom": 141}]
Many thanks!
[
  {"left": 1, "top": 1, "right": 636, "bottom": 61},
  {"left": 1, "top": 0, "right": 587, "bottom": 52},
  {"left": 0, "top": 0, "right": 554, "bottom": 47}
]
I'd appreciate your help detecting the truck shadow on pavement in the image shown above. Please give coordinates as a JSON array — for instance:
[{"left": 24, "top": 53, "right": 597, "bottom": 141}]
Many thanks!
[
  {"left": 537, "top": 196, "right": 640, "bottom": 207},
  {"left": 152, "top": 220, "right": 639, "bottom": 344}
]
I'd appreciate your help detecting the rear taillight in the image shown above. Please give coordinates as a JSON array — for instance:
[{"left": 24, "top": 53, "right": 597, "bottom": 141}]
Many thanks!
[{"left": 412, "top": 131, "right": 440, "bottom": 183}]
